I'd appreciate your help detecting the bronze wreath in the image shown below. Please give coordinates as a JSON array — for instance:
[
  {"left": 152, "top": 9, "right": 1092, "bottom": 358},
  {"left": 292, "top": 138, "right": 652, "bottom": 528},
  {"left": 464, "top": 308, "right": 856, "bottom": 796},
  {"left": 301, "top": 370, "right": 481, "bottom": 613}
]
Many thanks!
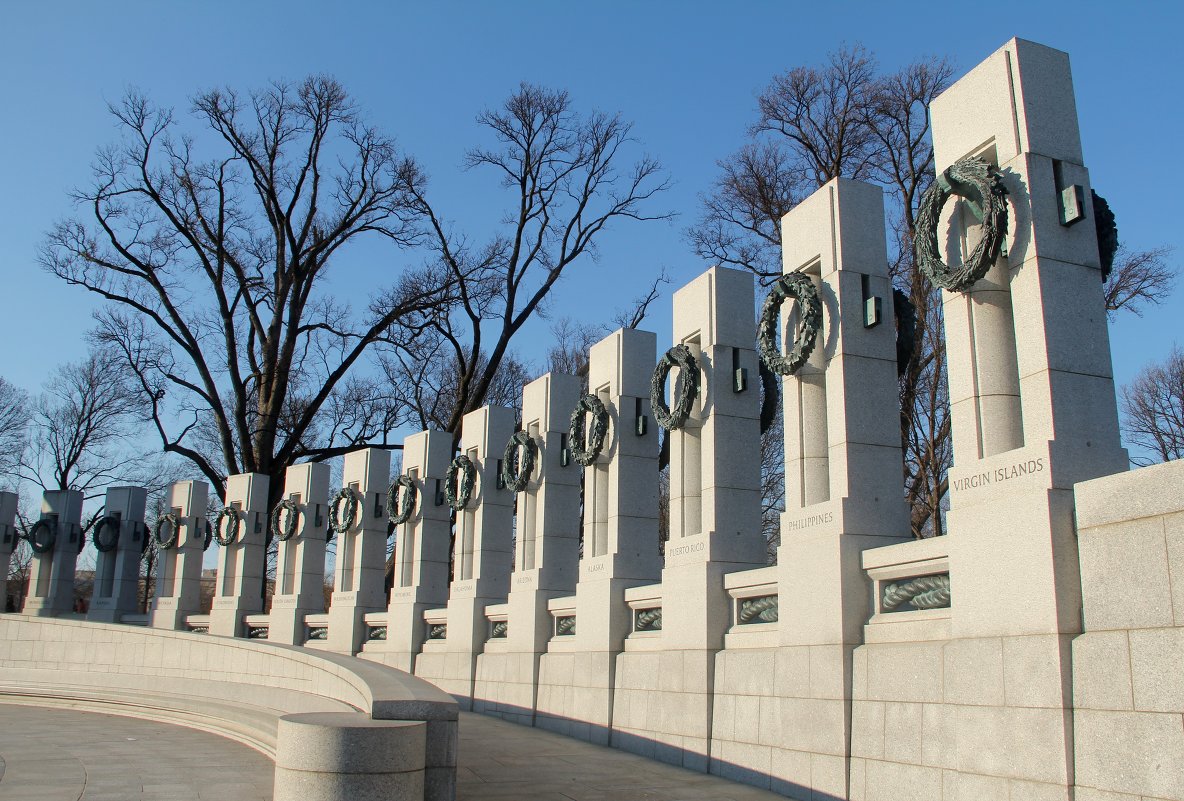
[
  {"left": 25, "top": 518, "right": 56, "bottom": 555},
  {"left": 271, "top": 498, "right": 300, "bottom": 542},
  {"left": 501, "top": 430, "right": 537, "bottom": 492},
  {"left": 650, "top": 345, "right": 699, "bottom": 430},
  {"left": 93, "top": 515, "right": 120, "bottom": 553},
  {"left": 214, "top": 506, "right": 241, "bottom": 546},
  {"left": 568, "top": 394, "right": 609, "bottom": 466},
  {"left": 757, "top": 271, "right": 822, "bottom": 376},
  {"left": 387, "top": 475, "right": 417, "bottom": 526},
  {"left": 445, "top": 454, "right": 477, "bottom": 511},
  {"left": 153, "top": 513, "right": 181, "bottom": 550},
  {"left": 915, "top": 156, "right": 1009, "bottom": 292},
  {"left": 328, "top": 487, "right": 360, "bottom": 540}
]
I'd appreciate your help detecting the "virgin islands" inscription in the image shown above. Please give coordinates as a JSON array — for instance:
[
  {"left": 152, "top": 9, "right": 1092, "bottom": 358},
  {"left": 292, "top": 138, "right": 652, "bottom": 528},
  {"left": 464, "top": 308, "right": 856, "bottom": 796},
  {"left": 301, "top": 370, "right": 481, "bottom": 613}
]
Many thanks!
[{"left": 950, "top": 457, "right": 1045, "bottom": 492}]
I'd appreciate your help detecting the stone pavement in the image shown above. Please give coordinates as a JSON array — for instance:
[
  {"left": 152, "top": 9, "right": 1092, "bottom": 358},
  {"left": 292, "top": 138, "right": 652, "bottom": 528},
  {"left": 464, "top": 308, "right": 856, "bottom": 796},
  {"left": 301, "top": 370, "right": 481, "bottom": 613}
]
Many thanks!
[
  {"left": 0, "top": 705, "right": 271, "bottom": 795},
  {"left": 456, "top": 713, "right": 785, "bottom": 801},
  {"left": 0, "top": 703, "right": 273, "bottom": 800},
  {"left": 0, "top": 703, "right": 788, "bottom": 801}
]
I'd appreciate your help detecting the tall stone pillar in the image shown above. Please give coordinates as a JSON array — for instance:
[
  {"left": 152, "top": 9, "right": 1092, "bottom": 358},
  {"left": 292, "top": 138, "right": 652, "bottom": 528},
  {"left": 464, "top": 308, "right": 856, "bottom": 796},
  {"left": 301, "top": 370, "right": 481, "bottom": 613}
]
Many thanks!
[
  {"left": 88, "top": 486, "right": 148, "bottom": 623},
  {"left": 614, "top": 266, "right": 767, "bottom": 768},
  {"left": 474, "top": 373, "right": 581, "bottom": 722},
  {"left": 149, "top": 481, "right": 210, "bottom": 629},
  {"left": 927, "top": 38, "right": 1127, "bottom": 799},
  {"left": 414, "top": 406, "right": 515, "bottom": 709},
  {"left": 22, "top": 489, "right": 84, "bottom": 616},
  {"left": 0, "top": 491, "right": 18, "bottom": 610},
  {"left": 365, "top": 431, "right": 452, "bottom": 670},
  {"left": 268, "top": 462, "right": 330, "bottom": 645},
  {"left": 209, "top": 473, "right": 269, "bottom": 638},
  {"left": 776, "top": 178, "right": 911, "bottom": 795},
  {"left": 325, "top": 448, "right": 390, "bottom": 654},
  {"left": 536, "top": 327, "right": 661, "bottom": 744}
]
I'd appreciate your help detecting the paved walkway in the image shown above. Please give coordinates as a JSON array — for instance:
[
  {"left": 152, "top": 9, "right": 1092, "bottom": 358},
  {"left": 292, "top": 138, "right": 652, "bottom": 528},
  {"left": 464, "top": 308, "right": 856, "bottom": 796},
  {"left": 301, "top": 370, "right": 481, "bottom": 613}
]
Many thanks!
[
  {"left": 0, "top": 703, "right": 787, "bottom": 801},
  {"left": 0, "top": 704, "right": 273, "bottom": 800},
  {"left": 457, "top": 713, "right": 785, "bottom": 801}
]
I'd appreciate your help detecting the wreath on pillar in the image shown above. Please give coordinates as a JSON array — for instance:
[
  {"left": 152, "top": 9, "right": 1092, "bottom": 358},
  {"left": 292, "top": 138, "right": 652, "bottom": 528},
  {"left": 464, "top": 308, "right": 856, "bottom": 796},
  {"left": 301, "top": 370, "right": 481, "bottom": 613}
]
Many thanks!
[
  {"left": 650, "top": 345, "right": 699, "bottom": 431},
  {"left": 893, "top": 288, "right": 918, "bottom": 377},
  {"left": 757, "top": 271, "right": 823, "bottom": 376},
  {"left": 1092, "top": 189, "right": 1118, "bottom": 282},
  {"left": 25, "top": 519, "right": 56, "bottom": 555},
  {"left": 445, "top": 454, "right": 477, "bottom": 511},
  {"left": 199, "top": 518, "right": 212, "bottom": 551},
  {"left": 214, "top": 506, "right": 241, "bottom": 546},
  {"left": 271, "top": 499, "right": 300, "bottom": 542},
  {"left": 915, "top": 156, "right": 1009, "bottom": 292},
  {"left": 501, "top": 430, "right": 537, "bottom": 493},
  {"left": 153, "top": 513, "right": 181, "bottom": 550},
  {"left": 568, "top": 394, "right": 609, "bottom": 466},
  {"left": 387, "top": 475, "right": 417, "bottom": 526},
  {"left": 328, "top": 487, "right": 360, "bottom": 541},
  {"left": 92, "top": 515, "right": 120, "bottom": 553}
]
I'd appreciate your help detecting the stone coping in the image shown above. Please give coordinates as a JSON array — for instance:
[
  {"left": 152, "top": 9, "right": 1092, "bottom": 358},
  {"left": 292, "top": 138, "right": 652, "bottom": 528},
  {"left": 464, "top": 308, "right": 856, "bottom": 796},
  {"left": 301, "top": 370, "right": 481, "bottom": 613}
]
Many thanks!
[
  {"left": 0, "top": 615, "right": 457, "bottom": 724},
  {"left": 1075, "top": 459, "right": 1181, "bottom": 531},
  {"left": 723, "top": 564, "right": 777, "bottom": 593},
  {"left": 861, "top": 535, "right": 949, "bottom": 571}
]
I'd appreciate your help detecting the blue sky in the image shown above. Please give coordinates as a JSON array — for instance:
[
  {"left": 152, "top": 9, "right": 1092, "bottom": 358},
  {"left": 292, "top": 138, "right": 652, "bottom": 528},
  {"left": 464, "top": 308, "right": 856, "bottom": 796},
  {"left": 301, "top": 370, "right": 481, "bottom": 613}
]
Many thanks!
[{"left": 2, "top": 1, "right": 1180, "bottom": 418}]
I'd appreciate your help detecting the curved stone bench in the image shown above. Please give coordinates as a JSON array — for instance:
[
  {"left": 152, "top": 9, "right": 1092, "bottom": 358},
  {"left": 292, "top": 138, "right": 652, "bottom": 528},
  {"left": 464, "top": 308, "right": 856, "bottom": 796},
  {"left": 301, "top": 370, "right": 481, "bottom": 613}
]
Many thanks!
[{"left": 0, "top": 614, "right": 457, "bottom": 801}]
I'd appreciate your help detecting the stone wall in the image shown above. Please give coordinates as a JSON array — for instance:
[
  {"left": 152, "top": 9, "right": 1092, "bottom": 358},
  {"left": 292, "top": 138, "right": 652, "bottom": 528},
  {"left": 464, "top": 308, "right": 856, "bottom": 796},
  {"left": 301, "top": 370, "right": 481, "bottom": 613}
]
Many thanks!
[
  {"left": 1072, "top": 460, "right": 1184, "bottom": 801},
  {"left": 0, "top": 615, "right": 459, "bottom": 801}
]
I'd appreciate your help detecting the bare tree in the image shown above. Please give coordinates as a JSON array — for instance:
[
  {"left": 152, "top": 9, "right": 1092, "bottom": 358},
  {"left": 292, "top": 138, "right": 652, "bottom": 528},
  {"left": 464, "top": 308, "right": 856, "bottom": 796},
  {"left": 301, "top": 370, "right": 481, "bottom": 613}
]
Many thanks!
[
  {"left": 388, "top": 84, "right": 670, "bottom": 440},
  {"left": 0, "top": 377, "right": 29, "bottom": 481},
  {"left": 541, "top": 271, "right": 671, "bottom": 392},
  {"left": 41, "top": 78, "right": 453, "bottom": 503},
  {"left": 1105, "top": 245, "right": 1176, "bottom": 317},
  {"left": 18, "top": 348, "right": 142, "bottom": 497},
  {"left": 691, "top": 46, "right": 954, "bottom": 537},
  {"left": 1121, "top": 347, "right": 1184, "bottom": 464},
  {"left": 545, "top": 318, "right": 601, "bottom": 388}
]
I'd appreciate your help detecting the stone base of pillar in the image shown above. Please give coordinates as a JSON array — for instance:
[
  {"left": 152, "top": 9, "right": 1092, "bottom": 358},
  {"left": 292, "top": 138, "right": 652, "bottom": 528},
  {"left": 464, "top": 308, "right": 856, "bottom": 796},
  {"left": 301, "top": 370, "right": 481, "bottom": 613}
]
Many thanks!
[
  {"left": 209, "top": 596, "right": 260, "bottom": 638},
  {"left": 149, "top": 596, "right": 199, "bottom": 630},
  {"left": 267, "top": 598, "right": 320, "bottom": 645}
]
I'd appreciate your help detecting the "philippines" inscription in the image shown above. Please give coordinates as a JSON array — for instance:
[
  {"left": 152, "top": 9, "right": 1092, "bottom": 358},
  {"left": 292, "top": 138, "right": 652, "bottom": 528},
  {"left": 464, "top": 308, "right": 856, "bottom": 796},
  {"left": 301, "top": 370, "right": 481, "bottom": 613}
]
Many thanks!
[{"left": 784, "top": 511, "right": 834, "bottom": 532}]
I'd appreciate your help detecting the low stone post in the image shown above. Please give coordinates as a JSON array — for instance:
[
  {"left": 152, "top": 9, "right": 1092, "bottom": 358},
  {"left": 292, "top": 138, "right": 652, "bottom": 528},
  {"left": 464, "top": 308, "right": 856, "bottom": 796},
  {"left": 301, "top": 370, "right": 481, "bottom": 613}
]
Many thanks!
[
  {"left": 414, "top": 405, "right": 515, "bottom": 709},
  {"left": 474, "top": 372, "right": 581, "bottom": 722},
  {"left": 209, "top": 473, "right": 270, "bottom": 638},
  {"left": 149, "top": 481, "right": 210, "bottom": 630},
  {"left": 22, "top": 489, "right": 84, "bottom": 616},
  {"left": 367, "top": 430, "right": 452, "bottom": 670},
  {"left": 325, "top": 448, "right": 391, "bottom": 654},
  {"left": 536, "top": 327, "right": 661, "bottom": 743},
  {"left": 269, "top": 462, "right": 330, "bottom": 645},
  {"left": 0, "top": 491, "right": 17, "bottom": 609},
  {"left": 88, "top": 486, "right": 148, "bottom": 623},
  {"left": 272, "top": 713, "right": 429, "bottom": 801}
]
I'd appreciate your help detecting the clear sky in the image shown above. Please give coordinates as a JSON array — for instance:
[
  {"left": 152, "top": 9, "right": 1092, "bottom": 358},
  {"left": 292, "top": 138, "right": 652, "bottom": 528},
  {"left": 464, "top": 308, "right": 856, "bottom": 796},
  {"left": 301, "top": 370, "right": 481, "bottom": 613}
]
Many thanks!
[{"left": 2, "top": 1, "right": 1180, "bottom": 417}]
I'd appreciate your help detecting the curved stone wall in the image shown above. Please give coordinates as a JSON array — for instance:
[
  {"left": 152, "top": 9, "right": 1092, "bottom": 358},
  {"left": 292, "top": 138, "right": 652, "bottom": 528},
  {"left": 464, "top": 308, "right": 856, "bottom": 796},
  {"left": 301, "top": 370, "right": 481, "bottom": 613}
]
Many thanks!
[{"left": 0, "top": 615, "right": 457, "bottom": 801}]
